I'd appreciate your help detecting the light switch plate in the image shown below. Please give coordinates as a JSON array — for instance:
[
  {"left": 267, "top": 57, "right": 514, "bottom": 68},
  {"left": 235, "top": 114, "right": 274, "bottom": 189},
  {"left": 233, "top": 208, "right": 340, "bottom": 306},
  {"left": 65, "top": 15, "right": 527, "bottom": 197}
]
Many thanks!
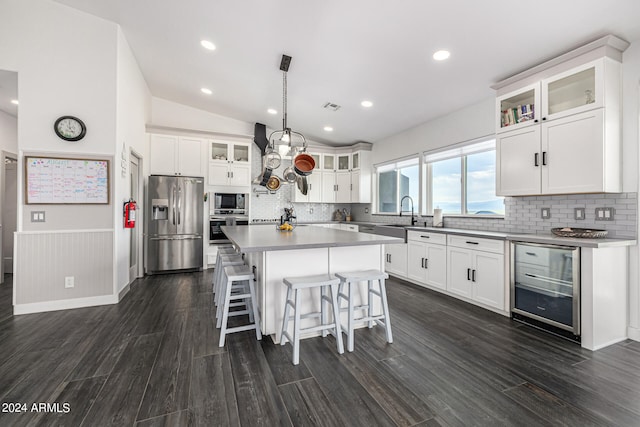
[
  {"left": 574, "top": 208, "right": 585, "bottom": 220},
  {"left": 541, "top": 208, "right": 551, "bottom": 219},
  {"left": 595, "top": 207, "right": 615, "bottom": 221},
  {"left": 31, "top": 211, "right": 46, "bottom": 222}
]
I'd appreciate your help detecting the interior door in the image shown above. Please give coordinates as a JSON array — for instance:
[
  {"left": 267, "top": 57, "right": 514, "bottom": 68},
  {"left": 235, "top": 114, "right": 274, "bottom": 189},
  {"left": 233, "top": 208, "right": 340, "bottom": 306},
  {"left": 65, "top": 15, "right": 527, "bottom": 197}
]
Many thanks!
[{"left": 129, "top": 154, "right": 140, "bottom": 283}]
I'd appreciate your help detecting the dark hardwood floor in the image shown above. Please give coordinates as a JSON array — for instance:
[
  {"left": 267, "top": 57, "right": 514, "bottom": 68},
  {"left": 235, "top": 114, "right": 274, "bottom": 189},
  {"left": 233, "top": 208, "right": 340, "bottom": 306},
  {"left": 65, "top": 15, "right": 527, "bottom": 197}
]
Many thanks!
[{"left": 1, "top": 270, "right": 639, "bottom": 426}]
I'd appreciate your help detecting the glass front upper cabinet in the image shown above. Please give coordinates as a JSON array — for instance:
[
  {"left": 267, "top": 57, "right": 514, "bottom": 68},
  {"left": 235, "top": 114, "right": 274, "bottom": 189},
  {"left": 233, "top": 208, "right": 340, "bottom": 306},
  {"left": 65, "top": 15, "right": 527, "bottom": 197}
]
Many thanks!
[
  {"left": 497, "top": 59, "right": 603, "bottom": 133},
  {"left": 496, "top": 83, "right": 539, "bottom": 133},
  {"left": 231, "top": 143, "right": 249, "bottom": 163},
  {"left": 542, "top": 59, "right": 602, "bottom": 120},
  {"left": 337, "top": 154, "right": 350, "bottom": 171},
  {"left": 323, "top": 154, "right": 335, "bottom": 170}
]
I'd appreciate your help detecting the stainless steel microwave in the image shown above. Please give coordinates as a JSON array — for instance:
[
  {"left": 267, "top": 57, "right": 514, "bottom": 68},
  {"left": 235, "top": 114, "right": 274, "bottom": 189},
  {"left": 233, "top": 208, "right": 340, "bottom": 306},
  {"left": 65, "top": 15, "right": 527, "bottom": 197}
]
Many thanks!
[{"left": 212, "top": 192, "right": 246, "bottom": 215}]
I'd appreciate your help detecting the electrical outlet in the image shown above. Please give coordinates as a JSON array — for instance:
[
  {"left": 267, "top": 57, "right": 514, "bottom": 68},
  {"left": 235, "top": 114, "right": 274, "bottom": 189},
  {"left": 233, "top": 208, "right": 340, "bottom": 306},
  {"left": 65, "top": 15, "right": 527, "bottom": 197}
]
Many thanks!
[
  {"left": 541, "top": 208, "right": 551, "bottom": 219},
  {"left": 574, "top": 208, "right": 585, "bottom": 220},
  {"left": 365, "top": 207, "right": 369, "bottom": 214},
  {"left": 64, "top": 276, "right": 74, "bottom": 288},
  {"left": 595, "top": 207, "right": 615, "bottom": 221}
]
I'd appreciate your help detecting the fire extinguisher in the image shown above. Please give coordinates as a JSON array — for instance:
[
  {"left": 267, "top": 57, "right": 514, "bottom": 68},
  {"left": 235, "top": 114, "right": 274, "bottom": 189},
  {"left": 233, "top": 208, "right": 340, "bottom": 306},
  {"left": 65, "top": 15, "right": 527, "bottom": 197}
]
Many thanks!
[{"left": 124, "top": 199, "right": 137, "bottom": 228}]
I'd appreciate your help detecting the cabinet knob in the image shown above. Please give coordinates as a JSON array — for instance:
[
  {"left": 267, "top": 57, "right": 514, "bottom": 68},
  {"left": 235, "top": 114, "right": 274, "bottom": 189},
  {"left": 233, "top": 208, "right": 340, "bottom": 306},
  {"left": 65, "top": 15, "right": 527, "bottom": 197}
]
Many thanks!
[
  {"left": 534, "top": 119, "right": 539, "bottom": 123},
  {"left": 542, "top": 117, "right": 547, "bottom": 121}
]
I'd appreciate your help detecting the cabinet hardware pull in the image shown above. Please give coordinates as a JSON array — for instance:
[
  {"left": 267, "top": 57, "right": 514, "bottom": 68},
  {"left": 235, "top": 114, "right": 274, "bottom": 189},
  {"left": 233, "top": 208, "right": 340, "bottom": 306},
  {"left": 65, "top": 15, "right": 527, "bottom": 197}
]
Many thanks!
[
  {"left": 465, "top": 241, "right": 479, "bottom": 245},
  {"left": 542, "top": 117, "right": 547, "bottom": 121},
  {"left": 534, "top": 153, "right": 539, "bottom": 167},
  {"left": 472, "top": 269, "right": 476, "bottom": 282},
  {"left": 525, "top": 252, "right": 537, "bottom": 256},
  {"left": 420, "top": 235, "right": 430, "bottom": 239},
  {"left": 425, "top": 258, "right": 428, "bottom": 269},
  {"left": 389, "top": 254, "right": 391, "bottom": 263},
  {"left": 534, "top": 119, "right": 539, "bottom": 123},
  {"left": 421, "top": 258, "right": 425, "bottom": 268},
  {"left": 467, "top": 268, "right": 471, "bottom": 280},
  {"left": 252, "top": 265, "right": 257, "bottom": 282},
  {"left": 542, "top": 151, "right": 547, "bottom": 166}
]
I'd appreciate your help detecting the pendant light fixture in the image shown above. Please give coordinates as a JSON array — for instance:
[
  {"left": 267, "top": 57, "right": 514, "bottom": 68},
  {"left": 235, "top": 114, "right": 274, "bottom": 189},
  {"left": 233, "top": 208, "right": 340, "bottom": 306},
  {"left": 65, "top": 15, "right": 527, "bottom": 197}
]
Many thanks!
[{"left": 269, "top": 54, "right": 307, "bottom": 158}]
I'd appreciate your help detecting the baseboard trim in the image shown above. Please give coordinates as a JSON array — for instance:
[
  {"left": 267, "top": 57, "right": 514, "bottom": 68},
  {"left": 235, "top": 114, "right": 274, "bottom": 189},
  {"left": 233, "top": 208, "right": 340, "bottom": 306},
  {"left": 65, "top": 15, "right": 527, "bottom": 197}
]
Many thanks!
[
  {"left": 628, "top": 326, "right": 640, "bottom": 342},
  {"left": 118, "top": 283, "right": 131, "bottom": 301},
  {"left": 14, "top": 294, "right": 118, "bottom": 315}
]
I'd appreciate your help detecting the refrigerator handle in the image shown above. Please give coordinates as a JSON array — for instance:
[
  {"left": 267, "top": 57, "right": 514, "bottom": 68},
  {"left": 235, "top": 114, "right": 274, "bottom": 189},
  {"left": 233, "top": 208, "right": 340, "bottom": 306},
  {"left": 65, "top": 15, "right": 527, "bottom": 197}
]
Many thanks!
[
  {"left": 177, "top": 185, "right": 182, "bottom": 225},
  {"left": 172, "top": 186, "right": 176, "bottom": 225}
]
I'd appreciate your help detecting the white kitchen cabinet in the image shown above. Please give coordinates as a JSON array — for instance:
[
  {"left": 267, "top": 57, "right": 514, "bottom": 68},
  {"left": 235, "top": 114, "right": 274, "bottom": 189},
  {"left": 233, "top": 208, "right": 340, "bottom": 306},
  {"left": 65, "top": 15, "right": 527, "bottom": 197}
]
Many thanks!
[
  {"left": 446, "top": 235, "right": 504, "bottom": 311},
  {"left": 335, "top": 171, "right": 351, "bottom": 203},
  {"left": 150, "top": 134, "right": 203, "bottom": 176},
  {"left": 341, "top": 223, "right": 359, "bottom": 232},
  {"left": 385, "top": 243, "right": 407, "bottom": 277},
  {"left": 322, "top": 154, "right": 335, "bottom": 171},
  {"left": 321, "top": 171, "right": 336, "bottom": 203},
  {"left": 337, "top": 153, "right": 350, "bottom": 171},
  {"left": 293, "top": 171, "right": 322, "bottom": 203},
  {"left": 208, "top": 140, "right": 251, "bottom": 187},
  {"left": 495, "top": 55, "right": 621, "bottom": 196},
  {"left": 407, "top": 232, "right": 447, "bottom": 290}
]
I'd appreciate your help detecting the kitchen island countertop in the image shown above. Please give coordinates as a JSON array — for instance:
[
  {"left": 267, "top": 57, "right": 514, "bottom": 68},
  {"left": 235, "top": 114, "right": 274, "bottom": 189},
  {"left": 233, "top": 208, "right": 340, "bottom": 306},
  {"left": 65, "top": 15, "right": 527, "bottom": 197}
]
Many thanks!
[{"left": 222, "top": 224, "right": 404, "bottom": 253}]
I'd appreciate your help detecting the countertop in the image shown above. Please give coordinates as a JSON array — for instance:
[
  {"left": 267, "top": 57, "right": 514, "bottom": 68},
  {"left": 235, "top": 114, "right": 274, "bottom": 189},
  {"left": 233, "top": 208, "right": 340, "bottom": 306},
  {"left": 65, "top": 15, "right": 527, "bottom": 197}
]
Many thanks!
[
  {"left": 333, "top": 222, "right": 636, "bottom": 248},
  {"left": 222, "top": 224, "right": 404, "bottom": 253}
]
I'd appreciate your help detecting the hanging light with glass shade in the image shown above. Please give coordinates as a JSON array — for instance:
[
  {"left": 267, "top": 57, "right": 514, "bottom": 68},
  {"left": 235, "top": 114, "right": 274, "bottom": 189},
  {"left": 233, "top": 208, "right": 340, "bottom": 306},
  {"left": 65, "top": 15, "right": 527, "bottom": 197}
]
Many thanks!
[{"left": 269, "top": 55, "right": 308, "bottom": 158}]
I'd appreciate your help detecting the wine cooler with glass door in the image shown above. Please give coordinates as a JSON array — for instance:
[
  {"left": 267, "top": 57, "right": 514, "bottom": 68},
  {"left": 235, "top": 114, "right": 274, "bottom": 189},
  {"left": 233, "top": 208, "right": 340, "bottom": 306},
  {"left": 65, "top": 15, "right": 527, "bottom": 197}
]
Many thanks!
[{"left": 511, "top": 242, "right": 580, "bottom": 342}]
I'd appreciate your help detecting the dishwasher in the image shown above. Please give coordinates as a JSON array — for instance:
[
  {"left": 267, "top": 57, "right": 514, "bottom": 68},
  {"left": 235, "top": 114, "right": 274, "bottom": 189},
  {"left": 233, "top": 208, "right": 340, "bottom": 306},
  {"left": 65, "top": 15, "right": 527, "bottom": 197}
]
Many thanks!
[{"left": 511, "top": 242, "right": 580, "bottom": 342}]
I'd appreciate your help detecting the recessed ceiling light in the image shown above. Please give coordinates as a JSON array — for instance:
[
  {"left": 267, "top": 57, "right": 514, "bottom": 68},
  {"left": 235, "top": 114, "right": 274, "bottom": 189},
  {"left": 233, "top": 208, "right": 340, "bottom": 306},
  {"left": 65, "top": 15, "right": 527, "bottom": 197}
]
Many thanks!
[
  {"left": 10, "top": 99, "right": 18, "bottom": 105},
  {"left": 267, "top": 108, "right": 277, "bottom": 115},
  {"left": 433, "top": 50, "right": 450, "bottom": 61},
  {"left": 324, "top": 126, "right": 333, "bottom": 132},
  {"left": 200, "top": 40, "right": 216, "bottom": 51},
  {"left": 201, "top": 87, "right": 212, "bottom": 95},
  {"left": 361, "top": 100, "right": 373, "bottom": 108}
]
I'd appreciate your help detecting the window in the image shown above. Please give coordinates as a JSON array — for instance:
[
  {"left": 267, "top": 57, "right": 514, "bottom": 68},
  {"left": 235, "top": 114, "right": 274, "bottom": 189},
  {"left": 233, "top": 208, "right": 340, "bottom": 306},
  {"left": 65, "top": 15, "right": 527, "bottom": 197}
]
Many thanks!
[
  {"left": 424, "top": 139, "right": 504, "bottom": 215},
  {"left": 375, "top": 157, "right": 420, "bottom": 214}
]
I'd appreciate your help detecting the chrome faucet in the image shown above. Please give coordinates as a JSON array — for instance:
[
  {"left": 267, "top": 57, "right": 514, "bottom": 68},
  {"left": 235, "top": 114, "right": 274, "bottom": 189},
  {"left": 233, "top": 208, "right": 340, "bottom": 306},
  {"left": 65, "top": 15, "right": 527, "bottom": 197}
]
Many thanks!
[{"left": 399, "top": 195, "right": 417, "bottom": 226}]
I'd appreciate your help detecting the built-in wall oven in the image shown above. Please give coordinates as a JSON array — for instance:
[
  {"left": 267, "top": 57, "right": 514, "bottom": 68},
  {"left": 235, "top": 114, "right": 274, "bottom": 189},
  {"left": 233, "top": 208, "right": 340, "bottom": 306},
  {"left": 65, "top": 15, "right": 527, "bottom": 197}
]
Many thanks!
[
  {"left": 209, "top": 216, "right": 248, "bottom": 241},
  {"left": 511, "top": 242, "right": 580, "bottom": 342}
]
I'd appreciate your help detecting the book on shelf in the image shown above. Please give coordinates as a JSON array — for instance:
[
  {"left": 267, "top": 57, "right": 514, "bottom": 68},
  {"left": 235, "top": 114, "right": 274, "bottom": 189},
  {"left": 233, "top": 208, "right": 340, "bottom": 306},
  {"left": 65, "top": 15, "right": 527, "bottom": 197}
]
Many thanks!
[{"left": 501, "top": 103, "right": 534, "bottom": 127}]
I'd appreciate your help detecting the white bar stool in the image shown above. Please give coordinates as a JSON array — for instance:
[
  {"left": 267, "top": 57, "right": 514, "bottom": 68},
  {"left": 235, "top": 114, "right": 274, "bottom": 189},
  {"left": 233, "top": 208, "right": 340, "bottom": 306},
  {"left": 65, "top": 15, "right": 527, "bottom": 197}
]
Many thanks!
[
  {"left": 280, "top": 274, "right": 344, "bottom": 365},
  {"left": 213, "top": 253, "right": 244, "bottom": 304},
  {"left": 335, "top": 270, "right": 393, "bottom": 352},
  {"left": 217, "top": 264, "right": 261, "bottom": 347}
]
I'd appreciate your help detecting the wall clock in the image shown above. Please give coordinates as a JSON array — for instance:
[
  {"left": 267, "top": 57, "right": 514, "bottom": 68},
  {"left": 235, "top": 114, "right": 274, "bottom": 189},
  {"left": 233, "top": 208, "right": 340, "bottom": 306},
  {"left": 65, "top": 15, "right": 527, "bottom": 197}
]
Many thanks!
[{"left": 54, "top": 116, "right": 86, "bottom": 141}]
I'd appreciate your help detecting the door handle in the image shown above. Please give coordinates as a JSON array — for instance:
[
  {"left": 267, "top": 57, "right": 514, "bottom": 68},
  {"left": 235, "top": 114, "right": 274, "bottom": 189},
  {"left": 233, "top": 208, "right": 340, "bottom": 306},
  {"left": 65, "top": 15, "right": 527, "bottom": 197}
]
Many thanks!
[
  {"left": 172, "top": 186, "right": 176, "bottom": 225},
  {"left": 177, "top": 186, "right": 182, "bottom": 225},
  {"left": 534, "top": 153, "right": 539, "bottom": 167},
  {"left": 542, "top": 151, "right": 547, "bottom": 166},
  {"left": 467, "top": 268, "right": 471, "bottom": 280},
  {"left": 472, "top": 269, "right": 476, "bottom": 282}
]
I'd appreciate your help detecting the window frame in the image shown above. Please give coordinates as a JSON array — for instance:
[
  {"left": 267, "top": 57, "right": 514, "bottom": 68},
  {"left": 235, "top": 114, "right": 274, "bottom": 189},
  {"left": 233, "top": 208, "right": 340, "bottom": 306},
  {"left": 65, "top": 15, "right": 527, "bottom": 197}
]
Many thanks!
[
  {"left": 423, "top": 137, "right": 504, "bottom": 217},
  {"left": 373, "top": 155, "right": 421, "bottom": 215}
]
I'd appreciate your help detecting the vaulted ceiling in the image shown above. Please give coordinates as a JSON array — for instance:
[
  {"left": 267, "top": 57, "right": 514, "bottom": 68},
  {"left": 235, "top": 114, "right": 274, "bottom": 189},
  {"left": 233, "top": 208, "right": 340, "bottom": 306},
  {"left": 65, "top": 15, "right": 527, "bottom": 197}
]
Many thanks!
[{"left": 51, "top": 0, "right": 640, "bottom": 145}]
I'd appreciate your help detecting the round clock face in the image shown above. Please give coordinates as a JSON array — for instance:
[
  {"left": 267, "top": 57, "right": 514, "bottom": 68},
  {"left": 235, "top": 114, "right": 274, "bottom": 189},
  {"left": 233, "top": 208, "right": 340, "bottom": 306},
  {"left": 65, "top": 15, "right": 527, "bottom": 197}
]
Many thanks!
[{"left": 54, "top": 116, "right": 86, "bottom": 141}]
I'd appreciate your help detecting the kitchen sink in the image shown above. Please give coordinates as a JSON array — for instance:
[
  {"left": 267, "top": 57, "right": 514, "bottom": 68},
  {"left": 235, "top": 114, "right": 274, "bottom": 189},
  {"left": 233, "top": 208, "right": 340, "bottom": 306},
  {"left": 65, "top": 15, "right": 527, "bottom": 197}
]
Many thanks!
[{"left": 373, "top": 224, "right": 407, "bottom": 241}]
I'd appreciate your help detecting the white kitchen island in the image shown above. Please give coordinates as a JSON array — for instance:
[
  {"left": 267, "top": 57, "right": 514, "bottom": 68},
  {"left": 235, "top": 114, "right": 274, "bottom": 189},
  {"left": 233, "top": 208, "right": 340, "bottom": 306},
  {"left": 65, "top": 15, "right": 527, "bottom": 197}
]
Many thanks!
[{"left": 221, "top": 224, "right": 404, "bottom": 342}]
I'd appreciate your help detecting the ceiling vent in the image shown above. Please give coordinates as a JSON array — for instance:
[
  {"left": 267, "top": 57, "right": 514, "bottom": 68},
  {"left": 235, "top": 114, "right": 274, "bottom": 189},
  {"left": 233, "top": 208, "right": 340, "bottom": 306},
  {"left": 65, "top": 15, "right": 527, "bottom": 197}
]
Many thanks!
[{"left": 323, "top": 102, "right": 341, "bottom": 111}]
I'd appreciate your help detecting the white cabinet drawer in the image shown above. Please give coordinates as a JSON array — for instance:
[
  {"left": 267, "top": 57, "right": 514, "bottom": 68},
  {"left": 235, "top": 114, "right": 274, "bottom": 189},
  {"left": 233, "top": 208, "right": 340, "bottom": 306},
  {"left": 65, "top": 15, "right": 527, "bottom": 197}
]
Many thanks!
[
  {"left": 514, "top": 244, "right": 552, "bottom": 267},
  {"left": 407, "top": 231, "right": 446, "bottom": 245},
  {"left": 447, "top": 235, "right": 504, "bottom": 254}
]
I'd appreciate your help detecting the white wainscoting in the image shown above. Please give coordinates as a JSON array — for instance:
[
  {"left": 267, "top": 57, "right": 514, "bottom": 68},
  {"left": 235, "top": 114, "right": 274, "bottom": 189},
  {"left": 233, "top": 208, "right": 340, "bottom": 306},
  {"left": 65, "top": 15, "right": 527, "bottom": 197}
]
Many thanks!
[{"left": 14, "top": 229, "right": 115, "bottom": 314}]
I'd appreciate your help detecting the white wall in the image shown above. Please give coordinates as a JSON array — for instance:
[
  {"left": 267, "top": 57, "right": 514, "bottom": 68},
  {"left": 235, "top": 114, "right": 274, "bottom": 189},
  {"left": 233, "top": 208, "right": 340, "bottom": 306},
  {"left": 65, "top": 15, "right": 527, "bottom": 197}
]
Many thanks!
[
  {"left": 0, "top": 0, "right": 149, "bottom": 312},
  {"left": 623, "top": 39, "right": 640, "bottom": 340},
  {"left": 372, "top": 97, "right": 494, "bottom": 164},
  {"left": 0, "top": 0, "right": 118, "bottom": 232},
  {"left": 114, "top": 28, "right": 151, "bottom": 293}
]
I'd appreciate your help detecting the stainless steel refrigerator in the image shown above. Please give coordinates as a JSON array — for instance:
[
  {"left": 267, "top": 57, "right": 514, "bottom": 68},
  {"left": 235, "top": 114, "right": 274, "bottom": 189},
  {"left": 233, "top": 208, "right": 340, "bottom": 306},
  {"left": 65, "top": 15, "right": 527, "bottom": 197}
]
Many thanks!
[{"left": 147, "top": 175, "right": 204, "bottom": 274}]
